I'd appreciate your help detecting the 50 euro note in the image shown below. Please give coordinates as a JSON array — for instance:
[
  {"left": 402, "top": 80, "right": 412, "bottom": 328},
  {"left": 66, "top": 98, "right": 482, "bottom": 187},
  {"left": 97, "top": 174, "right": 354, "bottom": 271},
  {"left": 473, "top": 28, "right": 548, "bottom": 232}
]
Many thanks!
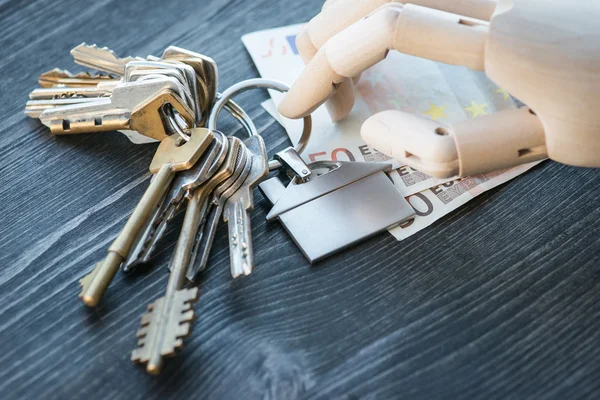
[{"left": 243, "top": 24, "right": 543, "bottom": 240}]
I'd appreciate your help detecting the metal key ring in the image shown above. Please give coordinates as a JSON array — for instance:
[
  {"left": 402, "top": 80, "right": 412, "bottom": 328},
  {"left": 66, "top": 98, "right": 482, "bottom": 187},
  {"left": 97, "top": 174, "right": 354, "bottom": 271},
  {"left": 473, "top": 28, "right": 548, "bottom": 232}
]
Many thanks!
[{"left": 208, "top": 78, "right": 312, "bottom": 171}]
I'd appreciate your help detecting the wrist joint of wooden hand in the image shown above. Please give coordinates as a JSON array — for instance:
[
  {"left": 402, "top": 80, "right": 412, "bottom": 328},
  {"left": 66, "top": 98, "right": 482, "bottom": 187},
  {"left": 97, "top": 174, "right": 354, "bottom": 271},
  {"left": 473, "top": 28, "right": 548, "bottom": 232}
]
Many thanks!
[{"left": 362, "top": 107, "right": 548, "bottom": 178}]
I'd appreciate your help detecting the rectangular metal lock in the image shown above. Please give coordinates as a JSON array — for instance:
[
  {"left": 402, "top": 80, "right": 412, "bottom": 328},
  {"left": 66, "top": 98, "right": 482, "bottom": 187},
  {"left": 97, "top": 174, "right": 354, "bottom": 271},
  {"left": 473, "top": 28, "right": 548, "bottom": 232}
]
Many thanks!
[{"left": 259, "top": 161, "right": 415, "bottom": 262}]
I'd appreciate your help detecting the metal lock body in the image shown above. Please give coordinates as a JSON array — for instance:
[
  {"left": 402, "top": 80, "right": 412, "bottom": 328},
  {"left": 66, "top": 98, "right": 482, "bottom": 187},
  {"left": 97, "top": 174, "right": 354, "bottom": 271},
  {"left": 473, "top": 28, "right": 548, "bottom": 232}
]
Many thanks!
[{"left": 260, "top": 161, "right": 415, "bottom": 262}]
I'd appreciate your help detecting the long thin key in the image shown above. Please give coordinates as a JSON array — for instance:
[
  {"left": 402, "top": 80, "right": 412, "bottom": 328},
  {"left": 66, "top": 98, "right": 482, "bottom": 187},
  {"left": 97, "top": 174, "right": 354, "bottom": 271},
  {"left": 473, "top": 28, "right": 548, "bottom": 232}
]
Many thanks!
[
  {"left": 222, "top": 135, "right": 269, "bottom": 278},
  {"left": 187, "top": 144, "right": 252, "bottom": 280},
  {"left": 26, "top": 83, "right": 112, "bottom": 118},
  {"left": 39, "top": 78, "right": 194, "bottom": 141},
  {"left": 24, "top": 97, "right": 101, "bottom": 118},
  {"left": 131, "top": 169, "right": 215, "bottom": 374},
  {"left": 122, "top": 131, "right": 228, "bottom": 272},
  {"left": 38, "top": 68, "right": 117, "bottom": 88},
  {"left": 79, "top": 128, "right": 214, "bottom": 306},
  {"left": 71, "top": 43, "right": 144, "bottom": 76},
  {"left": 29, "top": 86, "right": 112, "bottom": 100}
]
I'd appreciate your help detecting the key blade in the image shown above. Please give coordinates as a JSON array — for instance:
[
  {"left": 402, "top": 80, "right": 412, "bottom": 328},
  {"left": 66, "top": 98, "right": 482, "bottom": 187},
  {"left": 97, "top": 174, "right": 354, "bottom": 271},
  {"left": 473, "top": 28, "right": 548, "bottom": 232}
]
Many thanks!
[
  {"left": 131, "top": 288, "right": 199, "bottom": 375},
  {"left": 71, "top": 43, "right": 144, "bottom": 75},
  {"left": 123, "top": 202, "right": 176, "bottom": 272},
  {"left": 29, "top": 86, "right": 112, "bottom": 100},
  {"left": 187, "top": 148, "right": 252, "bottom": 280},
  {"left": 122, "top": 188, "right": 174, "bottom": 273},
  {"left": 24, "top": 97, "right": 103, "bottom": 118},
  {"left": 38, "top": 68, "right": 117, "bottom": 88},
  {"left": 78, "top": 252, "right": 122, "bottom": 307},
  {"left": 226, "top": 201, "right": 254, "bottom": 278}
]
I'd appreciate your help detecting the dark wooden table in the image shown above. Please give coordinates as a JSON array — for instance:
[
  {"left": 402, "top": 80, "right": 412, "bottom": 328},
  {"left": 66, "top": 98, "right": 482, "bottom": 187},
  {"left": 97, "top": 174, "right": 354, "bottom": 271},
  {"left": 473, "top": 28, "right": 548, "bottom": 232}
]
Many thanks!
[{"left": 1, "top": 0, "right": 599, "bottom": 399}]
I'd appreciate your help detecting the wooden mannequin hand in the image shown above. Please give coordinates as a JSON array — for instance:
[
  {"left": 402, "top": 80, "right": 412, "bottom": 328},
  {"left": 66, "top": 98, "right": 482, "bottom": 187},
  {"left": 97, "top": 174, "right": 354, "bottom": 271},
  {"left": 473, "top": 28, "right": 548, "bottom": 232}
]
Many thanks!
[{"left": 278, "top": 0, "right": 600, "bottom": 178}]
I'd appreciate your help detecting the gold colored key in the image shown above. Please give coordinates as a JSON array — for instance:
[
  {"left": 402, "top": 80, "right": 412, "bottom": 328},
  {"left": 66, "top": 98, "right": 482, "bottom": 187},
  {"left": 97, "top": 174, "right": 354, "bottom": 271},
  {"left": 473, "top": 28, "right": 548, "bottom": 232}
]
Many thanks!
[
  {"left": 38, "top": 68, "right": 118, "bottom": 88},
  {"left": 79, "top": 128, "right": 214, "bottom": 307}
]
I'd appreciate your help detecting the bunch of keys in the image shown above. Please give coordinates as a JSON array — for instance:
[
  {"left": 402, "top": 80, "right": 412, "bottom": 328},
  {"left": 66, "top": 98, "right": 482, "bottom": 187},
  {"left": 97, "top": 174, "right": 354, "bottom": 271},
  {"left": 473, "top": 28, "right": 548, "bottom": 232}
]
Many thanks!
[
  {"left": 25, "top": 44, "right": 416, "bottom": 375},
  {"left": 66, "top": 77, "right": 312, "bottom": 374},
  {"left": 24, "top": 43, "right": 252, "bottom": 143}
]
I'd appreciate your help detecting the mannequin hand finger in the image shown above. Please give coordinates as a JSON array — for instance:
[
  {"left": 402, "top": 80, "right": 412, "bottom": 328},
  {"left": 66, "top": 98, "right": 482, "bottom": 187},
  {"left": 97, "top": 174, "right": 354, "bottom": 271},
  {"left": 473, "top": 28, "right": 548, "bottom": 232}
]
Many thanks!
[
  {"left": 361, "top": 110, "right": 459, "bottom": 178},
  {"left": 280, "top": 6, "right": 397, "bottom": 118},
  {"left": 325, "top": 79, "right": 355, "bottom": 122}
]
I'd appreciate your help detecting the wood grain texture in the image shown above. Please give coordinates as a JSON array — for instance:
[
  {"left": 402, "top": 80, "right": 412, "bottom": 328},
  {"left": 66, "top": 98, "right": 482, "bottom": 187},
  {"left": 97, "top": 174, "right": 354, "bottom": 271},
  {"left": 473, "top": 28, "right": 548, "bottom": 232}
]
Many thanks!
[{"left": 0, "top": 0, "right": 599, "bottom": 399}]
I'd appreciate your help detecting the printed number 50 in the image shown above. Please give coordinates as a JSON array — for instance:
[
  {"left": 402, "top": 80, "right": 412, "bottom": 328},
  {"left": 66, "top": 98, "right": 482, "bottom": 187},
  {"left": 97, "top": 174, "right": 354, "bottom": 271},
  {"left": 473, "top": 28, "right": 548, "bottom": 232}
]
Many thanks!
[{"left": 309, "top": 148, "right": 356, "bottom": 162}]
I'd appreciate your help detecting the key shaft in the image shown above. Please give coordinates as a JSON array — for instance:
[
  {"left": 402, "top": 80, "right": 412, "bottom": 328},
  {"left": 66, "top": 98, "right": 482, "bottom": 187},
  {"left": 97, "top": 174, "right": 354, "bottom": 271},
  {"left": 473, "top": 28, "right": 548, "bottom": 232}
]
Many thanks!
[
  {"left": 71, "top": 43, "right": 144, "bottom": 75},
  {"left": 38, "top": 68, "right": 117, "bottom": 88},
  {"left": 223, "top": 135, "right": 269, "bottom": 278}
]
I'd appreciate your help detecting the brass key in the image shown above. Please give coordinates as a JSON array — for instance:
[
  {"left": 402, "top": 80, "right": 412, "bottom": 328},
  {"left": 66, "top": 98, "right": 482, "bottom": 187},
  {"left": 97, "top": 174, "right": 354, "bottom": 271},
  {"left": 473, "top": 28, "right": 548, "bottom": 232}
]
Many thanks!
[{"left": 79, "top": 128, "right": 214, "bottom": 306}]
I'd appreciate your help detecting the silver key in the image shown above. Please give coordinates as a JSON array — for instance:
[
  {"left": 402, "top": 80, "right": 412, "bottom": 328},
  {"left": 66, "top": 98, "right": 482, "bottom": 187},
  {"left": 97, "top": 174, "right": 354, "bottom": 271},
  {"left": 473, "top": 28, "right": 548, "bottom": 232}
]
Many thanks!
[
  {"left": 127, "top": 70, "right": 195, "bottom": 118},
  {"left": 70, "top": 43, "right": 144, "bottom": 75},
  {"left": 122, "top": 131, "right": 228, "bottom": 271},
  {"left": 38, "top": 68, "right": 117, "bottom": 88},
  {"left": 126, "top": 70, "right": 192, "bottom": 110},
  {"left": 127, "top": 60, "right": 200, "bottom": 121},
  {"left": 38, "top": 78, "right": 194, "bottom": 141},
  {"left": 187, "top": 142, "right": 252, "bottom": 280},
  {"left": 222, "top": 135, "right": 269, "bottom": 278},
  {"left": 29, "top": 86, "right": 113, "bottom": 100},
  {"left": 25, "top": 97, "right": 103, "bottom": 118},
  {"left": 125, "top": 61, "right": 199, "bottom": 121}
]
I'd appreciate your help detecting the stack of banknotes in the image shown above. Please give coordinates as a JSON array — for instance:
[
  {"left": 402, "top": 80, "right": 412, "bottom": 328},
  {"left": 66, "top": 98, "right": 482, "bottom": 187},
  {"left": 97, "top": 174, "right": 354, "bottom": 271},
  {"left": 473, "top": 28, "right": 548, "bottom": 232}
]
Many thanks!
[{"left": 242, "top": 24, "right": 542, "bottom": 241}]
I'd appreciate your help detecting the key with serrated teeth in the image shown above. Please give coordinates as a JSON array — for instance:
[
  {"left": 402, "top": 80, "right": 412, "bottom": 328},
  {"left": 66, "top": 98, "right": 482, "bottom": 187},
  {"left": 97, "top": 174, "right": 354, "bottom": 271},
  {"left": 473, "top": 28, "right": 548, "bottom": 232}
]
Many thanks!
[
  {"left": 222, "top": 135, "right": 269, "bottom": 278},
  {"left": 25, "top": 85, "right": 113, "bottom": 118},
  {"left": 24, "top": 97, "right": 103, "bottom": 118},
  {"left": 131, "top": 285, "right": 198, "bottom": 375},
  {"left": 29, "top": 86, "right": 113, "bottom": 100},
  {"left": 79, "top": 128, "right": 215, "bottom": 307},
  {"left": 122, "top": 131, "right": 229, "bottom": 272},
  {"left": 38, "top": 68, "right": 118, "bottom": 88},
  {"left": 187, "top": 139, "right": 252, "bottom": 280},
  {"left": 70, "top": 43, "right": 144, "bottom": 76},
  {"left": 38, "top": 78, "right": 194, "bottom": 141}
]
